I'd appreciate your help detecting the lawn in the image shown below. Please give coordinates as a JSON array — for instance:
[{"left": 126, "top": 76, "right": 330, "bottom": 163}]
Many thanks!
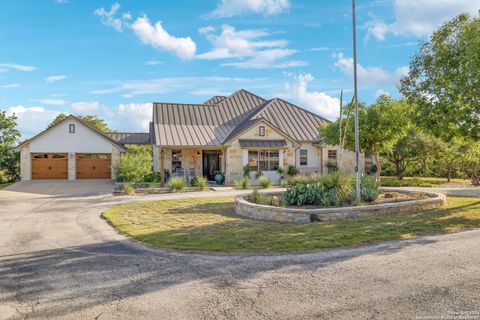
[
  {"left": 0, "top": 182, "right": 13, "bottom": 189},
  {"left": 380, "top": 176, "right": 470, "bottom": 187},
  {"left": 102, "top": 196, "right": 480, "bottom": 253}
]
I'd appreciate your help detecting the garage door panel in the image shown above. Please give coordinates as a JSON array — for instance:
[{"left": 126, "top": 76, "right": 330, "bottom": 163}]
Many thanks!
[
  {"left": 76, "top": 153, "right": 111, "bottom": 179},
  {"left": 31, "top": 153, "right": 68, "bottom": 180}
]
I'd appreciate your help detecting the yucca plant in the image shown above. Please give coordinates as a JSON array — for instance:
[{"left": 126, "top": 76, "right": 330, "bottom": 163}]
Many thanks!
[{"left": 168, "top": 177, "right": 186, "bottom": 193}]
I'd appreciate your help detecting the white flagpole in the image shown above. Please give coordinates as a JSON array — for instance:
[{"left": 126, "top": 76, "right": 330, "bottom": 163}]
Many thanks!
[{"left": 352, "top": 0, "right": 361, "bottom": 200}]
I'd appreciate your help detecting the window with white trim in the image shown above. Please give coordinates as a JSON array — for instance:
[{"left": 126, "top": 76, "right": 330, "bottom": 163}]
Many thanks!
[
  {"left": 248, "top": 150, "right": 279, "bottom": 171},
  {"left": 328, "top": 150, "right": 337, "bottom": 162},
  {"left": 259, "top": 126, "right": 265, "bottom": 136},
  {"left": 172, "top": 150, "right": 182, "bottom": 172},
  {"left": 69, "top": 124, "right": 75, "bottom": 133},
  {"left": 299, "top": 149, "right": 308, "bottom": 166}
]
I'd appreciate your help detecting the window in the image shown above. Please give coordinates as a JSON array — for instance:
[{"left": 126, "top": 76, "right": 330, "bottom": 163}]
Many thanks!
[
  {"left": 259, "top": 126, "right": 265, "bottom": 136},
  {"left": 299, "top": 149, "right": 308, "bottom": 166},
  {"left": 328, "top": 150, "right": 337, "bottom": 162},
  {"left": 171, "top": 150, "right": 182, "bottom": 172},
  {"left": 51, "top": 154, "right": 67, "bottom": 159},
  {"left": 248, "top": 150, "right": 279, "bottom": 171},
  {"left": 69, "top": 124, "right": 75, "bottom": 133}
]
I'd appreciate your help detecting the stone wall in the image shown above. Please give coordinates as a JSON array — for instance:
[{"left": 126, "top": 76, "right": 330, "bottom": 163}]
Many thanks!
[
  {"left": 20, "top": 145, "right": 31, "bottom": 181},
  {"left": 235, "top": 189, "right": 447, "bottom": 223}
]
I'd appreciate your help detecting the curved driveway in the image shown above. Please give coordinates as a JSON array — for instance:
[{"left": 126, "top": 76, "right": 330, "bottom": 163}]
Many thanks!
[{"left": 1, "top": 181, "right": 479, "bottom": 319}]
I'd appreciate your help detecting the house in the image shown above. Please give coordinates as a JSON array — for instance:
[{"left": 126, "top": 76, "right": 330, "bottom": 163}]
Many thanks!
[
  {"left": 149, "top": 89, "right": 366, "bottom": 185},
  {"left": 16, "top": 89, "right": 366, "bottom": 183}
]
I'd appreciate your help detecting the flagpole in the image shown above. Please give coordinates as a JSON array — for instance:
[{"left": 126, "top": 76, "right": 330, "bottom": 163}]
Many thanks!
[{"left": 352, "top": 0, "right": 361, "bottom": 200}]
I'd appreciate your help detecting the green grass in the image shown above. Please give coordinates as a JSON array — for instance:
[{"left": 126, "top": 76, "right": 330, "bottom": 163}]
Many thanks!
[
  {"left": 380, "top": 176, "right": 470, "bottom": 187},
  {"left": 0, "top": 182, "right": 13, "bottom": 189},
  {"left": 102, "top": 196, "right": 480, "bottom": 253}
]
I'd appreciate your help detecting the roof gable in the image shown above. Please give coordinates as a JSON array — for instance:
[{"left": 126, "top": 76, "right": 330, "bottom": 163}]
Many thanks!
[{"left": 16, "top": 115, "right": 127, "bottom": 152}]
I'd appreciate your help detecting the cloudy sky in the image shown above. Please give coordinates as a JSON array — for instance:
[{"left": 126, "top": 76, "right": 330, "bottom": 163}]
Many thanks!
[{"left": 1, "top": 0, "right": 479, "bottom": 138}]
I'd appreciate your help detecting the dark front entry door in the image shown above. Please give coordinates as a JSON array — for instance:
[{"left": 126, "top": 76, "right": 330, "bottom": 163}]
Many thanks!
[{"left": 202, "top": 151, "right": 221, "bottom": 181}]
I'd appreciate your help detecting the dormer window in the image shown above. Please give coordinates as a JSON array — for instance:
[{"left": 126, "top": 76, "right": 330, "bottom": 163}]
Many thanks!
[
  {"left": 69, "top": 124, "right": 75, "bottom": 133},
  {"left": 259, "top": 126, "right": 265, "bottom": 136}
]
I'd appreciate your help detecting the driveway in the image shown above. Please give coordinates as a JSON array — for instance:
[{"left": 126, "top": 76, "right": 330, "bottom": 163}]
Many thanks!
[{"left": 0, "top": 181, "right": 479, "bottom": 320}]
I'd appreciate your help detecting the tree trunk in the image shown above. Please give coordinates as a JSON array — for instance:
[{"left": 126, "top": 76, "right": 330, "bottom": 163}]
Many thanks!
[
  {"left": 447, "top": 163, "right": 452, "bottom": 182},
  {"left": 373, "top": 152, "right": 381, "bottom": 180},
  {"left": 395, "top": 160, "right": 404, "bottom": 181}
]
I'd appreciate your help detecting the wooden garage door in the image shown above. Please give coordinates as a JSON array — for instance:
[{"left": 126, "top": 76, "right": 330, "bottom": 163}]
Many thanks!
[
  {"left": 76, "top": 153, "right": 111, "bottom": 179},
  {"left": 31, "top": 153, "right": 68, "bottom": 180}
]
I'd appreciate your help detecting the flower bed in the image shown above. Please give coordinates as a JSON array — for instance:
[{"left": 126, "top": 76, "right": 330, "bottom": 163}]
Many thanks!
[{"left": 235, "top": 188, "right": 446, "bottom": 223}]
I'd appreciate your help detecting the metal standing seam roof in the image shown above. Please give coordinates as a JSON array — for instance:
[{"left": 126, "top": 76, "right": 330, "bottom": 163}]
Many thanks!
[
  {"left": 105, "top": 132, "right": 151, "bottom": 144},
  {"left": 152, "top": 89, "right": 330, "bottom": 147},
  {"left": 238, "top": 139, "right": 287, "bottom": 148},
  {"left": 203, "top": 95, "right": 227, "bottom": 105}
]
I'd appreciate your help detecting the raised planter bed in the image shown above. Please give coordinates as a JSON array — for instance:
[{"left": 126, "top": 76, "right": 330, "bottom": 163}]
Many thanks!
[{"left": 235, "top": 188, "right": 447, "bottom": 223}]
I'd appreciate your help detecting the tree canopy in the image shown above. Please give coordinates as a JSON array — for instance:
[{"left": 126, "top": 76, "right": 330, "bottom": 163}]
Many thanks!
[
  {"left": 400, "top": 13, "right": 480, "bottom": 140},
  {"left": 0, "top": 111, "right": 21, "bottom": 181},
  {"left": 48, "top": 114, "right": 112, "bottom": 132}
]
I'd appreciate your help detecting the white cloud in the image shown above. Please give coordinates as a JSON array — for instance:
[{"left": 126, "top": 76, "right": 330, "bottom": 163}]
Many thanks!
[
  {"left": 282, "top": 73, "right": 340, "bottom": 120},
  {"left": 0, "top": 63, "right": 36, "bottom": 73},
  {"left": 39, "top": 98, "right": 67, "bottom": 106},
  {"left": 54, "top": 0, "right": 69, "bottom": 3},
  {"left": 145, "top": 59, "right": 163, "bottom": 65},
  {"left": 206, "top": 0, "right": 290, "bottom": 18},
  {"left": 130, "top": 16, "right": 197, "bottom": 60},
  {"left": 7, "top": 106, "right": 60, "bottom": 138},
  {"left": 1, "top": 83, "right": 20, "bottom": 88},
  {"left": 112, "top": 103, "right": 151, "bottom": 132},
  {"left": 94, "top": 2, "right": 124, "bottom": 32},
  {"left": 367, "top": 0, "right": 480, "bottom": 41},
  {"left": 333, "top": 52, "right": 408, "bottom": 87},
  {"left": 197, "top": 24, "right": 304, "bottom": 68},
  {"left": 90, "top": 76, "right": 264, "bottom": 96},
  {"left": 45, "top": 75, "right": 67, "bottom": 83}
]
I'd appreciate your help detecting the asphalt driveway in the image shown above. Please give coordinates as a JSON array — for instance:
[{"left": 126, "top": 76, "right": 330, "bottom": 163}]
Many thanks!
[{"left": 0, "top": 181, "right": 479, "bottom": 319}]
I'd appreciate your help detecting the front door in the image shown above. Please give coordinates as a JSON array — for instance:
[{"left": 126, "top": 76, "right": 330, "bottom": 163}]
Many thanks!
[{"left": 202, "top": 151, "right": 221, "bottom": 181}]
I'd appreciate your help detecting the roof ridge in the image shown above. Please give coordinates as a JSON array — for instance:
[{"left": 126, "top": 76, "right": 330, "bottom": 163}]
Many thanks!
[{"left": 153, "top": 102, "right": 217, "bottom": 107}]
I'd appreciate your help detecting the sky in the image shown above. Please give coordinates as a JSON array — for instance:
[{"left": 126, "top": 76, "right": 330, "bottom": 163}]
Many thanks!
[{"left": 1, "top": 0, "right": 479, "bottom": 138}]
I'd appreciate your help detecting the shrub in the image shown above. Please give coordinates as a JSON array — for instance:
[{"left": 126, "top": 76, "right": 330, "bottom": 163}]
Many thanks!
[
  {"left": 249, "top": 190, "right": 272, "bottom": 205},
  {"left": 287, "top": 165, "right": 299, "bottom": 176},
  {"left": 287, "top": 174, "right": 311, "bottom": 186},
  {"left": 318, "top": 171, "right": 353, "bottom": 200},
  {"left": 123, "top": 183, "right": 135, "bottom": 196},
  {"left": 255, "top": 170, "right": 264, "bottom": 179},
  {"left": 243, "top": 165, "right": 251, "bottom": 177},
  {"left": 360, "top": 174, "right": 381, "bottom": 202},
  {"left": 258, "top": 175, "right": 272, "bottom": 188},
  {"left": 169, "top": 177, "right": 186, "bottom": 193},
  {"left": 234, "top": 176, "right": 251, "bottom": 189},
  {"left": 144, "top": 171, "right": 161, "bottom": 183},
  {"left": 192, "top": 176, "right": 207, "bottom": 191},
  {"left": 114, "top": 152, "right": 152, "bottom": 184},
  {"left": 326, "top": 162, "right": 339, "bottom": 173}
]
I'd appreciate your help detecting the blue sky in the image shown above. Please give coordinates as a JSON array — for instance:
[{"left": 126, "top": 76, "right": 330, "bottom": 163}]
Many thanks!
[{"left": 1, "top": 0, "right": 479, "bottom": 138}]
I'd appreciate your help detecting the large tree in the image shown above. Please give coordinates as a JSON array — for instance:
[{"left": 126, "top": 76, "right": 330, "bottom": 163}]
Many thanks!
[
  {"left": 320, "top": 95, "right": 412, "bottom": 178},
  {"left": 48, "top": 114, "right": 112, "bottom": 132},
  {"left": 0, "top": 111, "right": 21, "bottom": 181},
  {"left": 400, "top": 13, "right": 480, "bottom": 140}
]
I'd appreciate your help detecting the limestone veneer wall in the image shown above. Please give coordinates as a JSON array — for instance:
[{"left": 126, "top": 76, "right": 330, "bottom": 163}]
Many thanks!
[{"left": 235, "top": 189, "right": 447, "bottom": 223}]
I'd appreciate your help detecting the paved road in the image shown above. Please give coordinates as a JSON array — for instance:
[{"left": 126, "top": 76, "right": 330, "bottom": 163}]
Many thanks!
[{"left": 1, "top": 182, "right": 479, "bottom": 320}]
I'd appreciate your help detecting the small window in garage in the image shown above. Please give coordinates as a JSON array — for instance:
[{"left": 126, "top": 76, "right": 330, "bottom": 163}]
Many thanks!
[
  {"left": 33, "top": 154, "right": 48, "bottom": 159},
  {"left": 77, "top": 153, "right": 93, "bottom": 159},
  {"left": 69, "top": 124, "right": 75, "bottom": 133},
  {"left": 96, "top": 154, "right": 110, "bottom": 160},
  {"left": 52, "top": 154, "right": 67, "bottom": 159}
]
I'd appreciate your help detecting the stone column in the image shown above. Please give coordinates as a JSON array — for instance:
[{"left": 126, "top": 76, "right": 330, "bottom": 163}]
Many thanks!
[{"left": 68, "top": 153, "right": 76, "bottom": 180}]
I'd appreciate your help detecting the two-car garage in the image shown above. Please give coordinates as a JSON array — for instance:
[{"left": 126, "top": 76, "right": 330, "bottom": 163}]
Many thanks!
[
  {"left": 30, "top": 153, "right": 112, "bottom": 180},
  {"left": 17, "top": 116, "right": 126, "bottom": 181}
]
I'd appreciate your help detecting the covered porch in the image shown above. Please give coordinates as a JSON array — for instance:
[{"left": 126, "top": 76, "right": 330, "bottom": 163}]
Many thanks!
[{"left": 154, "top": 146, "right": 227, "bottom": 186}]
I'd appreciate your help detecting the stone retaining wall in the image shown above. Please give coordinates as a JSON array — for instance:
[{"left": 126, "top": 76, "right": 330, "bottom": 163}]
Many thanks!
[{"left": 235, "top": 189, "right": 447, "bottom": 223}]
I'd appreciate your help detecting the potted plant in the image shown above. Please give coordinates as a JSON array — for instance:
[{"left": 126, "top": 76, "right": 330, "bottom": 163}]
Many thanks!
[{"left": 215, "top": 171, "right": 225, "bottom": 185}]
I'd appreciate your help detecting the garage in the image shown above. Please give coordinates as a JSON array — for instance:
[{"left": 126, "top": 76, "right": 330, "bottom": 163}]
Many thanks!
[
  {"left": 16, "top": 115, "right": 127, "bottom": 181},
  {"left": 31, "top": 153, "right": 68, "bottom": 180},
  {"left": 76, "top": 153, "right": 112, "bottom": 179}
]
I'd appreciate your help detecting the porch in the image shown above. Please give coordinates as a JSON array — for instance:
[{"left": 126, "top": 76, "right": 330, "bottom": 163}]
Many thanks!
[{"left": 154, "top": 147, "right": 227, "bottom": 186}]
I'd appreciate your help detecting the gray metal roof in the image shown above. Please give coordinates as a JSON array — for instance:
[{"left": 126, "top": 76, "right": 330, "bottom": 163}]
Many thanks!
[
  {"left": 106, "top": 132, "right": 151, "bottom": 144},
  {"left": 239, "top": 139, "right": 287, "bottom": 148},
  {"left": 203, "top": 95, "right": 226, "bottom": 105},
  {"left": 152, "top": 89, "right": 329, "bottom": 147}
]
